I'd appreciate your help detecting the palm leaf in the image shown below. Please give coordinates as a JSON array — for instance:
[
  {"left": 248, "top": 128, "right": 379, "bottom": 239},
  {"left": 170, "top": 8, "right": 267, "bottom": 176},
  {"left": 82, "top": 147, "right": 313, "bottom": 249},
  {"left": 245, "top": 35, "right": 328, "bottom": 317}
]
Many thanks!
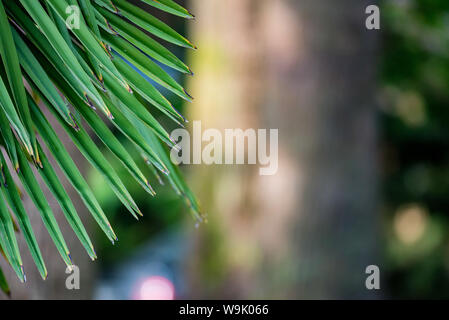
[
  {"left": 0, "top": 190, "right": 24, "bottom": 282},
  {"left": 0, "top": 0, "right": 202, "bottom": 284}
]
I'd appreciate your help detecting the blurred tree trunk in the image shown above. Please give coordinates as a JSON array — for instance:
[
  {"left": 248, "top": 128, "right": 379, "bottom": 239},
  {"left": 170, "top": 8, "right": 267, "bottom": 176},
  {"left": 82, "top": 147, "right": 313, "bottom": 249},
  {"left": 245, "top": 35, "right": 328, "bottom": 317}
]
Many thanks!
[
  {"left": 287, "top": 0, "right": 380, "bottom": 299},
  {"left": 0, "top": 108, "right": 96, "bottom": 300},
  {"left": 187, "top": 0, "right": 380, "bottom": 299}
]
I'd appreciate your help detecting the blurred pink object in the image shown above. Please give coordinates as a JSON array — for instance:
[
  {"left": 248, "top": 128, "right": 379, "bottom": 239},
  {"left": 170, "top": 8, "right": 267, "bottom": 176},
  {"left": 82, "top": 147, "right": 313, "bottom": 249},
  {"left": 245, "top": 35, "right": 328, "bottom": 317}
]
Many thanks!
[{"left": 133, "top": 276, "right": 175, "bottom": 300}]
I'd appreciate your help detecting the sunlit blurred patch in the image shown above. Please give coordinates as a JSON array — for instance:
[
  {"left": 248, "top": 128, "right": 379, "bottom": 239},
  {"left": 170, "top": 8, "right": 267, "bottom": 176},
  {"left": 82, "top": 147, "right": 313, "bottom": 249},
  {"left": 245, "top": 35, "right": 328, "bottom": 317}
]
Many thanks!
[
  {"left": 393, "top": 204, "right": 428, "bottom": 245},
  {"left": 395, "top": 91, "right": 427, "bottom": 127},
  {"left": 380, "top": 86, "right": 427, "bottom": 127},
  {"left": 133, "top": 276, "right": 175, "bottom": 300}
]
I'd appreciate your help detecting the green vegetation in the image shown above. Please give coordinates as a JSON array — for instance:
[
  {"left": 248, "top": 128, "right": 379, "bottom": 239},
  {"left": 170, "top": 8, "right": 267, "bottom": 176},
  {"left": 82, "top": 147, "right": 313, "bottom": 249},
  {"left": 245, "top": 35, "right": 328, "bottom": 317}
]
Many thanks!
[
  {"left": 381, "top": 0, "right": 449, "bottom": 298},
  {"left": 0, "top": 0, "right": 200, "bottom": 293}
]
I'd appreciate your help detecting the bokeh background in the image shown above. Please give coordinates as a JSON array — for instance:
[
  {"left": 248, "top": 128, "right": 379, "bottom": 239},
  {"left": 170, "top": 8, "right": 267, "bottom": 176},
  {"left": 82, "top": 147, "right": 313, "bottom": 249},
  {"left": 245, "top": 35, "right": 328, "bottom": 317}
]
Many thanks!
[{"left": 2, "top": 0, "right": 449, "bottom": 299}]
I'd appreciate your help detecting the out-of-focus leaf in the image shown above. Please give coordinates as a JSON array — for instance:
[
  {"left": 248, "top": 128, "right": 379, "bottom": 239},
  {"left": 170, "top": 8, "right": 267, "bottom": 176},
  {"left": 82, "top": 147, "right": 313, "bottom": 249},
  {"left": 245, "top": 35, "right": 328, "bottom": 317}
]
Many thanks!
[{"left": 0, "top": 265, "right": 10, "bottom": 297}]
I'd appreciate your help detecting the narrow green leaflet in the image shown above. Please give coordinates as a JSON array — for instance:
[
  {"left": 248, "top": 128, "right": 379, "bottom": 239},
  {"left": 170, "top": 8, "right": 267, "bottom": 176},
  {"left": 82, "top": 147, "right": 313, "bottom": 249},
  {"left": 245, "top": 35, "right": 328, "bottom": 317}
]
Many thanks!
[
  {"left": 0, "top": 0, "right": 38, "bottom": 164},
  {"left": 44, "top": 1, "right": 102, "bottom": 87},
  {"left": 141, "top": 0, "right": 195, "bottom": 19},
  {"left": 13, "top": 139, "right": 73, "bottom": 269},
  {"left": 69, "top": 0, "right": 103, "bottom": 80},
  {"left": 45, "top": 1, "right": 75, "bottom": 50},
  {"left": 11, "top": 28, "right": 76, "bottom": 129},
  {"left": 103, "top": 31, "right": 192, "bottom": 102},
  {"left": 0, "top": 191, "right": 24, "bottom": 282},
  {"left": 45, "top": 0, "right": 129, "bottom": 91},
  {"left": 48, "top": 70, "right": 156, "bottom": 195},
  {"left": 36, "top": 143, "right": 97, "bottom": 260},
  {"left": 112, "top": 50, "right": 186, "bottom": 124},
  {"left": 29, "top": 97, "right": 117, "bottom": 243},
  {"left": 6, "top": 2, "right": 110, "bottom": 116},
  {"left": 95, "top": 5, "right": 192, "bottom": 74},
  {"left": 93, "top": 0, "right": 117, "bottom": 13},
  {"left": 0, "top": 108, "right": 18, "bottom": 170},
  {"left": 16, "top": 0, "right": 113, "bottom": 118},
  {"left": 81, "top": 107, "right": 156, "bottom": 194},
  {"left": 122, "top": 107, "right": 202, "bottom": 221},
  {"left": 61, "top": 122, "right": 143, "bottom": 219},
  {"left": 31, "top": 91, "right": 142, "bottom": 219},
  {"left": 0, "top": 75, "right": 33, "bottom": 157},
  {"left": 78, "top": 0, "right": 102, "bottom": 38},
  {"left": 100, "top": 91, "right": 169, "bottom": 175},
  {"left": 103, "top": 74, "right": 175, "bottom": 147},
  {"left": 0, "top": 151, "right": 47, "bottom": 279},
  {"left": 95, "top": 0, "right": 196, "bottom": 48}
]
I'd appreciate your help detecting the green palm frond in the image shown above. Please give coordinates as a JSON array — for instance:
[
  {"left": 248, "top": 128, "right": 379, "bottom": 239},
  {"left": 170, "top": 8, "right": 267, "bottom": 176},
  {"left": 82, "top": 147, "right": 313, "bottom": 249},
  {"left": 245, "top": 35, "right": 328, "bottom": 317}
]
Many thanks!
[{"left": 0, "top": 0, "right": 201, "bottom": 291}]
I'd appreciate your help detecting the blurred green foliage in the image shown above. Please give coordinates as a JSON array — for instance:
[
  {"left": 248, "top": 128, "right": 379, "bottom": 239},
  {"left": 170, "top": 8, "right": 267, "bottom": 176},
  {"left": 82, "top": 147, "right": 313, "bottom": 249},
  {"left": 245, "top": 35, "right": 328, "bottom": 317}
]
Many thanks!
[
  {"left": 88, "top": 139, "right": 184, "bottom": 266},
  {"left": 381, "top": 0, "right": 449, "bottom": 298}
]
